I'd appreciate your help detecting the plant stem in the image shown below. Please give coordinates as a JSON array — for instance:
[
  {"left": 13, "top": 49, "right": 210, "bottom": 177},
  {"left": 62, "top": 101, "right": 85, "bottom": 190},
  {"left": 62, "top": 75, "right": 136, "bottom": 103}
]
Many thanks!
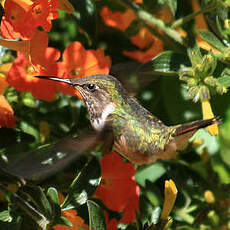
[
  {"left": 171, "top": 4, "right": 217, "bottom": 28},
  {"left": 119, "top": 0, "right": 186, "bottom": 46}
]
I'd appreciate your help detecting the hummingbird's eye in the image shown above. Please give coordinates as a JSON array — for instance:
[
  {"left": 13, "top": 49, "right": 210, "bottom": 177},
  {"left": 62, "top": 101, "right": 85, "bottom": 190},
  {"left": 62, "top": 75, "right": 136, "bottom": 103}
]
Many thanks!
[{"left": 83, "top": 83, "right": 96, "bottom": 92}]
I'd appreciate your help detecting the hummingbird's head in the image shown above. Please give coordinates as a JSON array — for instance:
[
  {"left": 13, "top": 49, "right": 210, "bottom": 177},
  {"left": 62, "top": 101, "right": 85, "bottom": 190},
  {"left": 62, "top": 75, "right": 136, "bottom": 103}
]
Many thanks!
[{"left": 36, "top": 74, "right": 128, "bottom": 131}]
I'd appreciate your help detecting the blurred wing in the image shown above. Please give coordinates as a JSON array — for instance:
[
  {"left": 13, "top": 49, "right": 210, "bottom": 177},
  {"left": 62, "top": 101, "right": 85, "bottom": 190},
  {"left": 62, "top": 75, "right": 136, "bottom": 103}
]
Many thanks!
[
  {"left": 0, "top": 129, "right": 114, "bottom": 181},
  {"left": 110, "top": 61, "right": 159, "bottom": 95}
]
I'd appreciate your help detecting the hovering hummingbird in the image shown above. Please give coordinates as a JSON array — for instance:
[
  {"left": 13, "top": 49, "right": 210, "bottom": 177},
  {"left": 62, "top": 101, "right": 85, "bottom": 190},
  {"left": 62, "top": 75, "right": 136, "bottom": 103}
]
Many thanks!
[
  {"left": 0, "top": 74, "right": 219, "bottom": 180},
  {"left": 35, "top": 74, "right": 218, "bottom": 165}
]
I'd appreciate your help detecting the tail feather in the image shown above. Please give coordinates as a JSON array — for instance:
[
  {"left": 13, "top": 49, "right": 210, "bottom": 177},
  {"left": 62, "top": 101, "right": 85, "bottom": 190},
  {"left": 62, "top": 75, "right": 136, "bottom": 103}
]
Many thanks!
[{"left": 174, "top": 117, "right": 221, "bottom": 136}]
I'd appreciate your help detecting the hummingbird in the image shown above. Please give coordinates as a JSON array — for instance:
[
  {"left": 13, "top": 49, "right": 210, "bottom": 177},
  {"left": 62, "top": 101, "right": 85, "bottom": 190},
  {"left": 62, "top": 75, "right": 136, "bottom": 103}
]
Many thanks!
[
  {"left": 0, "top": 73, "right": 219, "bottom": 180},
  {"left": 34, "top": 74, "right": 218, "bottom": 165}
]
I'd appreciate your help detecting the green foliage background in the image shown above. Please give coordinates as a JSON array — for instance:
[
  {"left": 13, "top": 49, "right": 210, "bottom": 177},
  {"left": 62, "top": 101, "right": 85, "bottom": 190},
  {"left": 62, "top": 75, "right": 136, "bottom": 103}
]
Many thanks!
[{"left": 0, "top": 0, "right": 230, "bottom": 229}]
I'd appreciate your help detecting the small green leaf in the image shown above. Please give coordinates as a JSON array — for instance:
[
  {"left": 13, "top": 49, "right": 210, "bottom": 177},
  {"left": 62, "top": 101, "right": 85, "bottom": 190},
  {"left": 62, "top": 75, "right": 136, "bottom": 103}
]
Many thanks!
[
  {"left": 47, "top": 187, "right": 59, "bottom": 206},
  {"left": 218, "top": 68, "right": 230, "bottom": 88},
  {"left": 198, "top": 30, "right": 226, "bottom": 52},
  {"left": 0, "top": 211, "right": 22, "bottom": 230},
  {"left": 187, "top": 45, "right": 203, "bottom": 67},
  {"left": 62, "top": 157, "right": 101, "bottom": 209},
  {"left": 190, "top": 129, "right": 219, "bottom": 155},
  {"left": 219, "top": 106, "right": 230, "bottom": 167},
  {"left": 144, "top": 51, "right": 190, "bottom": 75},
  {"left": 47, "top": 187, "right": 61, "bottom": 221},
  {"left": 212, "top": 156, "right": 230, "bottom": 184},
  {"left": 20, "top": 121, "right": 40, "bottom": 142},
  {"left": 87, "top": 200, "right": 106, "bottom": 230},
  {"left": 22, "top": 186, "right": 53, "bottom": 219},
  {"left": 135, "top": 162, "right": 166, "bottom": 187},
  {"left": 22, "top": 92, "right": 37, "bottom": 108},
  {"left": 0, "top": 210, "right": 11, "bottom": 222}
]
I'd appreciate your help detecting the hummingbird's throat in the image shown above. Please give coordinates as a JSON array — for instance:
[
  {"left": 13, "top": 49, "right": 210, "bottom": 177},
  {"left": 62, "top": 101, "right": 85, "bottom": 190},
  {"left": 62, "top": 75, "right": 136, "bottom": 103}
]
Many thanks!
[{"left": 90, "top": 102, "right": 116, "bottom": 131}]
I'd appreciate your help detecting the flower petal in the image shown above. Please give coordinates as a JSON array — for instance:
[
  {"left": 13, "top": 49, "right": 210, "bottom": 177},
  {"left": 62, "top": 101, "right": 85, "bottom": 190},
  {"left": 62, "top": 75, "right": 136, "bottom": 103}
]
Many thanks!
[{"left": 0, "top": 95, "right": 16, "bottom": 128}]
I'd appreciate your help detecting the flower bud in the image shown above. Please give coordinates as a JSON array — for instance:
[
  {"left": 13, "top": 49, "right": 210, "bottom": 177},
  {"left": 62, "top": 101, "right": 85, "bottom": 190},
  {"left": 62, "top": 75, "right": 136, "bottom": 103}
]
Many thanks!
[
  {"left": 160, "top": 180, "right": 178, "bottom": 220},
  {"left": 204, "top": 76, "right": 218, "bottom": 87},
  {"left": 187, "top": 78, "right": 197, "bottom": 87},
  {"left": 188, "top": 86, "right": 199, "bottom": 101},
  {"left": 199, "top": 85, "right": 210, "bottom": 101},
  {"left": 216, "top": 85, "right": 228, "bottom": 95},
  {"left": 204, "top": 190, "right": 215, "bottom": 204},
  {"left": 207, "top": 210, "right": 219, "bottom": 226}
]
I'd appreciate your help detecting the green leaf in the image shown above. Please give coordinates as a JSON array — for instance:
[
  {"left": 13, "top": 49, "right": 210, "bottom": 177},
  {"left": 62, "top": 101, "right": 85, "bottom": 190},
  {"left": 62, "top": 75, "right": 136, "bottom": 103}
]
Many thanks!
[
  {"left": 22, "top": 186, "right": 53, "bottom": 219},
  {"left": 198, "top": 30, "right": 226, "bottom": 52},
  {"left": 135, "top": 162, "right": 166, "bottom": 187},
  {"left": 0, "top": 210, "right": 11, "bottom": 222},
  {"left": 0, "top": 211, "right": 22, "bottom": 230},
  {"left": 190, "top": 129, "right": 219, "bottom": 156},
  {"left": 218, "top": 68, "right": 230, "bottom": 88},
  {"left": 211, "top": 156, "right": 230, "bottom": 184},
  {"left": 47, "top": 187, "right": 61, "bottom": 221},
  {"left": 144, "top": 51, "right": 190, "bottom": 76},
  {"left": 219, "top": 106, "right": 230, "bottom": 167},
  {"left": 22, "top": 92, "right": 37, "bottom": 108},
  {"left": 187, "top": 45, "right": 203, "bottom": 67},
  {"left": 47, "top": 187, "right": 59, "bottom": 206},
  {"left": 87, "top": 200, "right": 106, "bottom": 230},
  {"left": 174, "top": 193, "right": 197, "bottom": 224},
  {"left": 61, "top": 157, "right": 101, "bottom": 209},
  {"left": 71, "top": 0, "right": 96, "bottom": 43},
  {"left": 20, "top": 121, "right": 40, "bottom": 142}
]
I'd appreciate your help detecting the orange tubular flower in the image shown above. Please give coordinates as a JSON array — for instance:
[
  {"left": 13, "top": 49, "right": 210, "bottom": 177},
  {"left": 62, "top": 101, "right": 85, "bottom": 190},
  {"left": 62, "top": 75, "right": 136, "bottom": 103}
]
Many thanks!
[
  {"left": 1, "top": 0, "right": 59, "bottom": 39},
  {"left": 0, "top": 31, "right": 49, "bottom": 67},
  {"left": 0, "top": 63, "right": 11, "bottom": 94},
  {"left": 57, "top": 41, "right": 111, "bottom": 98},
  {"left": 100, "top": 6, "right": 164, "bottom": 63},
  {"left": 100, "top": 7, "right": 136, "bottom": 32},
  {"left": 7, "top": 48, "right": 61, "bottom": 101},
  {"left": 0, "top": 95, "right": 16, "bottom": 128},
  {"left": 1, "top": 0, "right": 33, "bottom": 39},
  {"left": 95, "top": 152, "right": 140, "bottom": 224},
  {"left": 104, "top": 211, "right": 118, "bottom": 230},
  {"left": 123, "top": 37, "right": 163, "bottom": 63},
  {"left": 0, "top": 63, "right": 16, "bottom": 129},
  {"left": 192, "top": 0, "right": 219, "bottom": 53},
  {"left": 30, "top": 0, "right": 59, "bottom": 32}
]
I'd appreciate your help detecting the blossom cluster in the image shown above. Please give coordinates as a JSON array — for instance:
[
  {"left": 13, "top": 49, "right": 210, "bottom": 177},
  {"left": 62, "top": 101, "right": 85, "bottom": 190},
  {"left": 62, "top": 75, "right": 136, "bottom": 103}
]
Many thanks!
[
  {"left": 100, "top": 6, "right": 169, "bottom": 63},
  {"left": 0, "top": 0, "right": 111, "bottom": 128}
]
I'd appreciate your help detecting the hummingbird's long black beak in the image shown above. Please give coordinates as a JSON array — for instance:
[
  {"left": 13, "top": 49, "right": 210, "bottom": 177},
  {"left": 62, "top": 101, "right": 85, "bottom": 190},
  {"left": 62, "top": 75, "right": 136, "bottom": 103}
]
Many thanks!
[{"left": 35, "top": 76, "right": 73, "bottom": 85}]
